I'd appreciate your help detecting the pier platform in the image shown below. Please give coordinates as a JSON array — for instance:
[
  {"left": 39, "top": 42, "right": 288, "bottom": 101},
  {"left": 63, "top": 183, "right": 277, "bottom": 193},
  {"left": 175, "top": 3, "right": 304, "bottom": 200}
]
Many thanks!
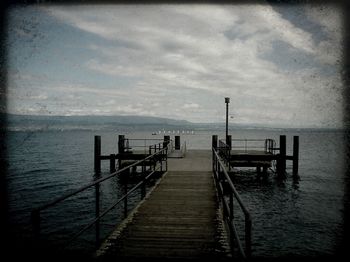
[{"left": 96, "top": 150, "right": 230, "bottom": 260}]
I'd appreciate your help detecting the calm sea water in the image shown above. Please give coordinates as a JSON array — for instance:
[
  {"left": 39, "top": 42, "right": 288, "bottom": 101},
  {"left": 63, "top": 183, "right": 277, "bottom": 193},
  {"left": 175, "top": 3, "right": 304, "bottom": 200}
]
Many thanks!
[{"left": 5, "top": 128, "right": 346, "bottom": 257}]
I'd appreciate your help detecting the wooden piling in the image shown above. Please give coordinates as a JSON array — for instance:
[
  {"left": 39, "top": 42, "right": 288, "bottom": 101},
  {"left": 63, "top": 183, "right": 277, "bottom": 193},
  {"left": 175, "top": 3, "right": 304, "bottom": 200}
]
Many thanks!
[
  {"left": 175, "top": 136, "right": 180, "bottom": 150},
  {"left": 117, "top": 135, "right": 125, "bottom": 171},
  {"left": 277, "top": 135, "right": 286, "bottom": 177},
  {"left": 110, "top": 154, "right": 116, "bottom": 173},
  {"left": 227, "top": 135, "right": 232, "bottom": 149},
  {"left": 212, "top": 135, "right": 218, "bottom": 150},
  {"left": 293, "top": 136, "right": 299, "bottom": 177},
  {"left": 94, "top": 136, "right": 101, "bottom": 173},
  {"left": 163, "top": 135, "right": 170, "bottom": 148},
  {"left": 118, "top": 135, "right": 125, "bottom": 154}
]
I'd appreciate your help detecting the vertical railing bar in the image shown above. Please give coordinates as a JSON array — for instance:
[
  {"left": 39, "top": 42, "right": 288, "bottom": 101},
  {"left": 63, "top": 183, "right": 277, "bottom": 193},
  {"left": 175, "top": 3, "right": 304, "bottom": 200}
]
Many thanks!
[{"left": 230, "top": 192, "right": 234, "bottom": 220}]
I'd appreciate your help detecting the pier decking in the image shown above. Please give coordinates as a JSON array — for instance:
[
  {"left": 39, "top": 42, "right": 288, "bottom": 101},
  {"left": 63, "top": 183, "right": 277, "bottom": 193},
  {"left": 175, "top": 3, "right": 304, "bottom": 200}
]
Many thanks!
[{"left": 96, "top": 150, "right": 230, "bottom": 260}]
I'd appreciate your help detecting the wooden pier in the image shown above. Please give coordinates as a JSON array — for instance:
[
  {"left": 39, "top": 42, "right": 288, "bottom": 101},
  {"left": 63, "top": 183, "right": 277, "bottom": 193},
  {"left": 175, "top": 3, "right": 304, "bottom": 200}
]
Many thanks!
[
  {"left": 96, "top": 150, "right": 230, "bottom": 260},
  {"left": 31, "top": 133, "right": 298, "bottom": 259},
  {"left": 214, "top": 135, "right": 299, "bottom": 179}
]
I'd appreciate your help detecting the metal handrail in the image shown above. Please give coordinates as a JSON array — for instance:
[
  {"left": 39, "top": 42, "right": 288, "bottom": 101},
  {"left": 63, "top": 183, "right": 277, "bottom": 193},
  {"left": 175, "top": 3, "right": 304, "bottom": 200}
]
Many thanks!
[
  {"left": 228, "top": 138, "right": 276, "bottom": 154},
  {"left": 64, "top": 165, "right": 161, "bottom": 247},
  {"left": 32, "top": 146, "right": 167, "bottom": 212},
  {"left": 31, "top": 142, "right": 171, "bottom": 248},
  {"left": 212, "top": 147, "right": 252, "bottom": 258},
  {"left": 121, "top": 139, "right": 165, "bottom": 154},
  {"left": 264, "top": 139, "right": 276, "bottom": 154}
]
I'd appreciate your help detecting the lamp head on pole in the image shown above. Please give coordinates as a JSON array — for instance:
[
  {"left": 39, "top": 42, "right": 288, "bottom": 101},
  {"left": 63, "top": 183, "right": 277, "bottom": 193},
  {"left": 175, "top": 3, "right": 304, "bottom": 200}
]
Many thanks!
[{"left": 225, "top": 97, "right": 230, "bottom": 104}]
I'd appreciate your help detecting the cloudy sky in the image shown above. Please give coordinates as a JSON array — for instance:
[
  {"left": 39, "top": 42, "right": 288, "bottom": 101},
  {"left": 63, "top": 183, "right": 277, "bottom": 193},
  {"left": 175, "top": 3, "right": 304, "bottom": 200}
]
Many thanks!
[{"left": 6, "top": 3, "right": 344, "bottom": 128}]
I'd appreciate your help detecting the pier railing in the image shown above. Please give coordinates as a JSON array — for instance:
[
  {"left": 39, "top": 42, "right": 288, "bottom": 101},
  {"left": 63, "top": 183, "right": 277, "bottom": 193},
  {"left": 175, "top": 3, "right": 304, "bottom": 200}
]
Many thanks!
[
  {"left": 31, "top": 142, "right": 171, "bottom": 250},
  {"left": 120, "top": 138, "right": 165, "bottom": 154},
  {"left": 212, "top": 147, "right": 252, "bottom": 259},
  {"left": 231, "top": 139, "right": 276, "bottom": 154},
  {"left": 218, "top": 138, "right": 276, "bottom": 164}
]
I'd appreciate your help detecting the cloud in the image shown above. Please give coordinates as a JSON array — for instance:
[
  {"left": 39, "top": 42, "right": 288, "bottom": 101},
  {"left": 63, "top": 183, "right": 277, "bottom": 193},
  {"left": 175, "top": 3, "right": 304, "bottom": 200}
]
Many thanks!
[{"left": 7, "top": 4, "right": 343, "bottom": 127}]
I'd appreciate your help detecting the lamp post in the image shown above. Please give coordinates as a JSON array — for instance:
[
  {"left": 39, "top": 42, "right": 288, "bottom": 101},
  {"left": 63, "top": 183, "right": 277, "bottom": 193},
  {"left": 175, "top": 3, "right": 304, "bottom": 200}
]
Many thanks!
[{"left": 225, "top": 97, "right": 230, "bottom": 144}]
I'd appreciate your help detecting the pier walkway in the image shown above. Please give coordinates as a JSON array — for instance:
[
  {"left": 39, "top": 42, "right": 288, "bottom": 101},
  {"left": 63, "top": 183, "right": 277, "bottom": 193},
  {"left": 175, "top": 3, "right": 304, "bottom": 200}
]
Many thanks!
[{"left": 96, "top": 150, "right": 230, "bottom": 260}]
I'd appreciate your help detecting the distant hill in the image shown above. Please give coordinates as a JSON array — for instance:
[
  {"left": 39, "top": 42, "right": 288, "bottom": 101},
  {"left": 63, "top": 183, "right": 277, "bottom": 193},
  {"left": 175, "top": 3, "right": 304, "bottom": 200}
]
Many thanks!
[
  {"left": 2, "top": 113, "right": 194, "bottom": 131},
  {"left": 1, "top": 113, "right": 343, "bottom": 132}
]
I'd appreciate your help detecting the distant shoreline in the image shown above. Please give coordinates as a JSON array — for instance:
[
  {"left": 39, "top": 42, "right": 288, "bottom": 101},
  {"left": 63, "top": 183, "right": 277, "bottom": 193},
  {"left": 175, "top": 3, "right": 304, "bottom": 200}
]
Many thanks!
[{"left": 1, "top": 113, "right": 345, "bottom": 131}]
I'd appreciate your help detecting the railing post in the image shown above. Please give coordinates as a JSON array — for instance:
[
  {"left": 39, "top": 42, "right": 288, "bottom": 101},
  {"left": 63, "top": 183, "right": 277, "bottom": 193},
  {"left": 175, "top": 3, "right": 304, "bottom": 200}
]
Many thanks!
[
  {"left": 160, "top": 153, "right": 163, "bottom": 172},
  {"left": 293, "top": 136, "right": 299, "bottom": 178},
  {"left": 94, "top": 136, "right": 101, "bottom": 173},
  {"left": 217, "top": 154, "right": 219, "bottom": 178},
  {"left": 270, "top": 139, "right": 273, "bottom": 153},
  {"left": 175, "top": 135, "right": 180, "bottom": 150},
  {"left": 110, "top": 154, "right": 116, "bottom": 173},
  {"left": 212, "top": 135, "right": 218, "bottom": 149},
  {"left": 227, "top": 135, "right": 232, "bottom": 171},
  {"left": 227, "top": 135, "right": 232, "bottom": 150},
  {"left": 277, "top": 135, "right": 286, "bottom": 178},
  {"left": 141, "top": 180, "right": 146, "bottom": 200},
  {"left": 142, "top": 159, "right": 145, "bottom": 175},
  {"left": 118, "top": 135, "right": 125, "bottom": 154},
  {"left": 165, "top": 147, "right": 168, "bottom": 171},
  {"left": 229, "top": 193, "right": 234, "bottom": 220},
  {"left": 164, "top": 135, "right": 170, "bottom": 145},
  {"left": 212, "top": 135, "right": 218, "bottom": 171},
  {"left": 124, "top": 181, "right": 128, "bottom": 218}
]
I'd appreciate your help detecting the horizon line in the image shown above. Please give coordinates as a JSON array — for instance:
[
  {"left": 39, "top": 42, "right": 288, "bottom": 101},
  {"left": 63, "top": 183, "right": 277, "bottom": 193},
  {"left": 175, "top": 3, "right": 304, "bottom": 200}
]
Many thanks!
[{"left": 2, "top": 112, "right": 345, "bottom": 130}]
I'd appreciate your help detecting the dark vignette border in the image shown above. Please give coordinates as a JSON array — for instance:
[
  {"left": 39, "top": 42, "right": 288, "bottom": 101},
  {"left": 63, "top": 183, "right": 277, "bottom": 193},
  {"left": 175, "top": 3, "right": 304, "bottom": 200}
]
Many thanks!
[{"left": 0, "top": 0, "right": 349, "bottom": 261}]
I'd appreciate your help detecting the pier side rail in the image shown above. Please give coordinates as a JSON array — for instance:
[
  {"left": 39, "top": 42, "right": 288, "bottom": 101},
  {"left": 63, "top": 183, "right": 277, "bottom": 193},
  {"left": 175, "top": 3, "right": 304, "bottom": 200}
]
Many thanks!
[
  {"left": 31, "top": 142, "right": 171, "bottom": 250},
  {"left": 212, "top": 147, "right": 252, "bottom": 259},
  {"left": 230, "top": 139, "right": 276, "bottom": 154},
  {"left": 120, "top": 138, "right": 166, "bottom": 154}
]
